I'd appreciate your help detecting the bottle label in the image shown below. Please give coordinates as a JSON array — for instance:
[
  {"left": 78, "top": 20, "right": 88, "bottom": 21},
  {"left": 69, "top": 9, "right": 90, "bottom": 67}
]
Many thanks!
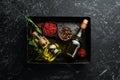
[
  {"left": 49, "top": 45, "right": 56, "bottom": 49},
  {"left": 54, "top": 49, "right": 59, "bottom": 54},
  {"left": 72, "top": 40, "right": 80, "bottom": 45}
]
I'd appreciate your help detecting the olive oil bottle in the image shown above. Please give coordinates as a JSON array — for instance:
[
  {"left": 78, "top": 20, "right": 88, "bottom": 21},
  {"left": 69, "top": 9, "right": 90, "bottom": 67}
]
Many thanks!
[{"left": 66, "top": 19, "right": 88, "bottom": 58}]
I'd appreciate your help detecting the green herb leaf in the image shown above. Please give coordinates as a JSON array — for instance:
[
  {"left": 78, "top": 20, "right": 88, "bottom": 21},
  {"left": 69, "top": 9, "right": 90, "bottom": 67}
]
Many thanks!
[
  {"left": 25, "top": 16, "right": 42, "bottom": 35},
  {"left": 28, "top": 39, "right": 38, "bottom": 48}
]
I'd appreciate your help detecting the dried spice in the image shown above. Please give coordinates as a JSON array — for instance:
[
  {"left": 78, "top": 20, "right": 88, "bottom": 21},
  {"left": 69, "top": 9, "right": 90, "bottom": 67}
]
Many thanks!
[{"left": 58, "top": 26, "right": 72, "bottom": 41}]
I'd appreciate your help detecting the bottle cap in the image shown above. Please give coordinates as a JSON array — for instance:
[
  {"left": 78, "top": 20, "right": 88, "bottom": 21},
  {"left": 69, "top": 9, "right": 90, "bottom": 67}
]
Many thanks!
[
  {"left": 32, "top": 31, "right": 38, "bottom": 37},
  {"left": 81, "top": 19, "right": 89, "bottom": 29},
  {"left": 83, "top": 19, "right": 88, "bottom": 24}
]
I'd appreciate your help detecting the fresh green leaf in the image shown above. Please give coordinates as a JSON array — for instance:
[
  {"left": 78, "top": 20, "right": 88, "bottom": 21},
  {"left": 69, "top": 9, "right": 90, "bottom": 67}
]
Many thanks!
[
  {"left": 28, "top": 39, "right": 38, "bottom": 48},
  {"left": 37, "top": 49, "right": 43, "bottom": 54},
  {"left": 25, "top": 16, "right": 42, "bottom": 34}
]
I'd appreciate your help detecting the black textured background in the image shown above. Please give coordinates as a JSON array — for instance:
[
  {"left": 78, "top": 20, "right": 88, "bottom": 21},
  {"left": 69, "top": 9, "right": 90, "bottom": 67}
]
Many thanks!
[{"left": 0, "top": 0, "right": 120, "bottom": 80}]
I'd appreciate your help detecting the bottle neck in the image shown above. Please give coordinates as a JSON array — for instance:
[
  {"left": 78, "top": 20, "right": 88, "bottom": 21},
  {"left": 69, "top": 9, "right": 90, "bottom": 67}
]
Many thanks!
[
  {"left": 77, "top": 29, "right": 82, "bottom": 38},
  {"left": 36, "top": 35, "right": 41, "bottom": 39}
]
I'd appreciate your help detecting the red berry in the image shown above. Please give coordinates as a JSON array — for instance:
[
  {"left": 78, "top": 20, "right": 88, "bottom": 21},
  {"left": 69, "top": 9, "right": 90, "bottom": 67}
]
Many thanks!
[{"left": 78, "top": 48, "right": 87, "bottom": 57}]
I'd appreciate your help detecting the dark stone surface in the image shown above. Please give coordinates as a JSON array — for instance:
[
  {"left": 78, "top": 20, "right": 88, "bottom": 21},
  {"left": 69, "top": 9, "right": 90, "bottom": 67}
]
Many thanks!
[{"left": 0, "top": 0, "right": 120, "bottom": 80}]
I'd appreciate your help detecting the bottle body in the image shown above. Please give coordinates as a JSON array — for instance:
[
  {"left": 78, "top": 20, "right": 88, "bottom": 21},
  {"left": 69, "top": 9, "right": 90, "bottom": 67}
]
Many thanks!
[
  {"left": 32, "top": 31, "right": 49, "bottom": 49},
  {"left": 66, "top": 39, "right": 80, "bottom": 58},
  {"left": 43, "top": 43, "right": 61, "bottom": 62},
  {"left": 38, "top": 36, "right": 49, "bottom": 48}
]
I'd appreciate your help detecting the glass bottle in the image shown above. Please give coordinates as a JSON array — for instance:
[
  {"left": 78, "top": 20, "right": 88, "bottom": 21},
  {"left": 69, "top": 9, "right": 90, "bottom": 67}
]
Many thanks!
[{"left": 66, "top": 19, "right": 88, "bottom": 58}]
